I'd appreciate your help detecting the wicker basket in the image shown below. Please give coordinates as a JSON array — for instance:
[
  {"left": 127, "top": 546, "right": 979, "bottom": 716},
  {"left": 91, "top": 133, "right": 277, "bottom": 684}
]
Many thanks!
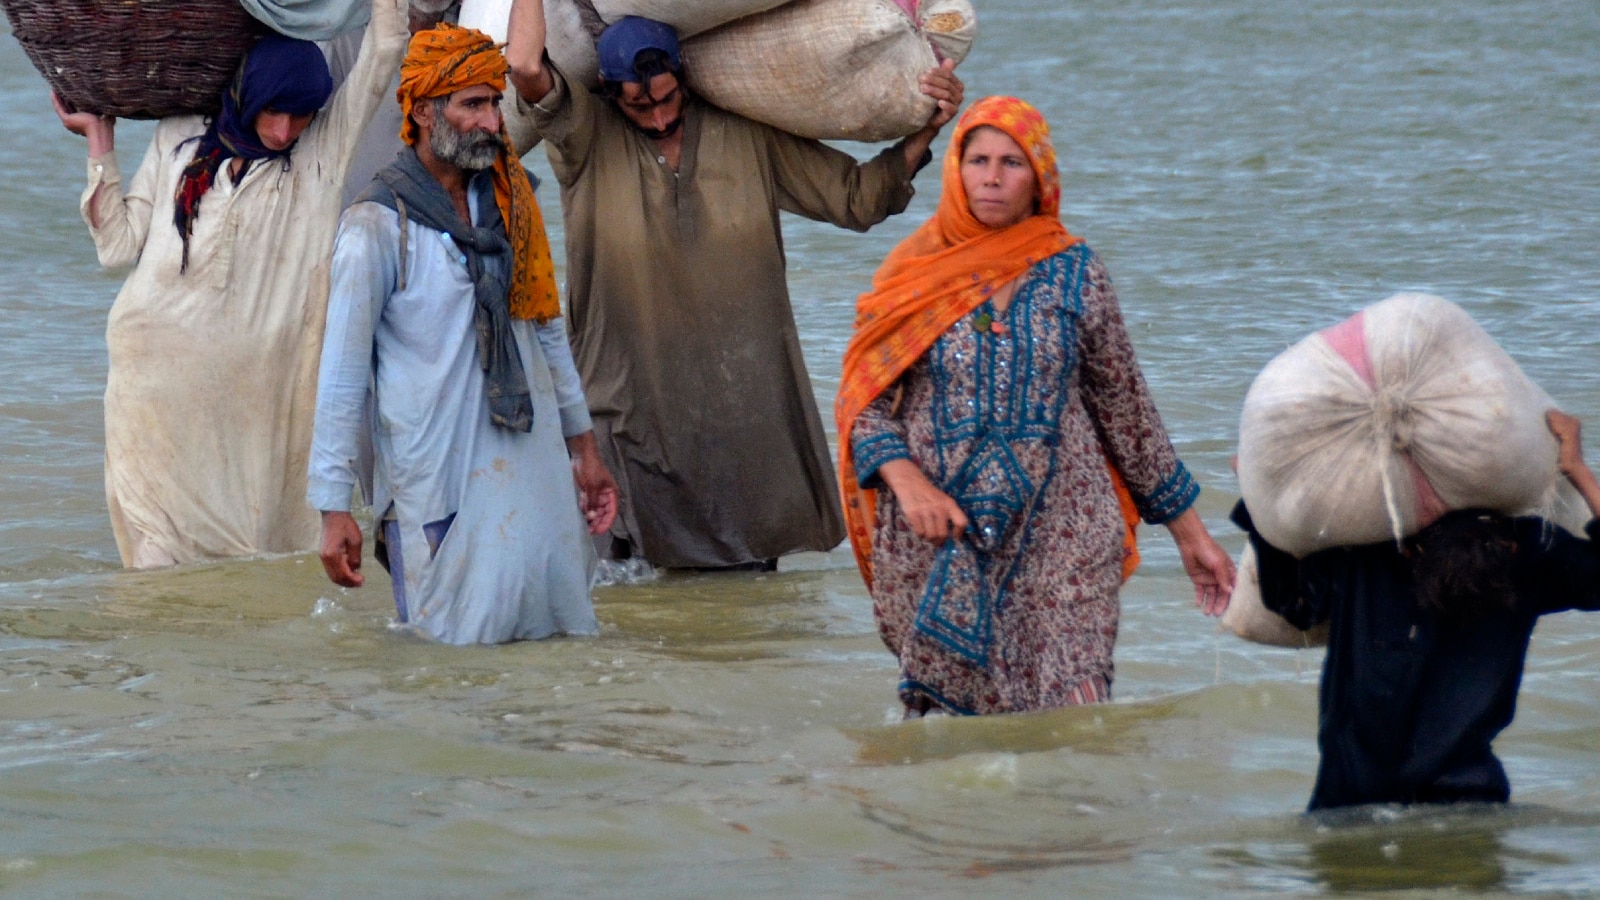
[{"left": 0, "top": 0, "right": 269, "bottom": 119}]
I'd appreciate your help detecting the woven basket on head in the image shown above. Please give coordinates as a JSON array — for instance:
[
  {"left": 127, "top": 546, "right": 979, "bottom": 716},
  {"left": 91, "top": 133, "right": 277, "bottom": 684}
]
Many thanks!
[{"left": 0, "top": 0, "right": 268, "bottom": 119}]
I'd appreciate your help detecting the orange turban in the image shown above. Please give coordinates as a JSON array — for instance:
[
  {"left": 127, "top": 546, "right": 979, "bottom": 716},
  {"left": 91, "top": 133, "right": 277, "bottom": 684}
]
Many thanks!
[{"left": 397, "top": 24, "right": 560, "bottom": 323}]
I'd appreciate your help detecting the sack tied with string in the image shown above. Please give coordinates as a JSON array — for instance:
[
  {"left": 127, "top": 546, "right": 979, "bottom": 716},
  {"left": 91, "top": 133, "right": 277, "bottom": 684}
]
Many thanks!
[
  {"left": 1236, "top": 292, "right": 1583, "bottom": 561},
  {"left": 459, "top": 0, "right": 976, "bottom": 141}
]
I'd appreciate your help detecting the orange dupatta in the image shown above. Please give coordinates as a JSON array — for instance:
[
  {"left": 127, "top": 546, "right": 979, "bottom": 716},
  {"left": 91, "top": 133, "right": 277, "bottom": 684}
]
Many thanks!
[{"left": 835, "top": 96, "right": 1142, "bottom": 588}]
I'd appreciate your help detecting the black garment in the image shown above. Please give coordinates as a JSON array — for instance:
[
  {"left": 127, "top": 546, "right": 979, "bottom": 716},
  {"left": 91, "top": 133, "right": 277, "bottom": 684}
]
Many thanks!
[{"left": 1232, "top": 501, "right": 1600, "bottom": 812}]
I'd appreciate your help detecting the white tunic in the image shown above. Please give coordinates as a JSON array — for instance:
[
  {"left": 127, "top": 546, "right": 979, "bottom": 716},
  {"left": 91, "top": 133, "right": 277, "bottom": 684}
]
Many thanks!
[
  {"left": 308, "top": 180, "right": 598, "bottom": 645},
  {"left": 80, "top": 0, "right": 409, "bottom": 568}
]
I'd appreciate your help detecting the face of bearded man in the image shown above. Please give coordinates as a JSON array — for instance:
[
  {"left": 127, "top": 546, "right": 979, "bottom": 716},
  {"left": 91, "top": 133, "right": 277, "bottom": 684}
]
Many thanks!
[{"left": 429, "top": 96, "right": 503, "bottom": 171}]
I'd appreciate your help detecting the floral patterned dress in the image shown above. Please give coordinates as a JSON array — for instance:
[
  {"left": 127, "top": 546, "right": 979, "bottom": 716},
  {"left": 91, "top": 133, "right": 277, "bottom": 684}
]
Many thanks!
[{"left": 850, "top": 245, "right": 1198, "bottom": 714}]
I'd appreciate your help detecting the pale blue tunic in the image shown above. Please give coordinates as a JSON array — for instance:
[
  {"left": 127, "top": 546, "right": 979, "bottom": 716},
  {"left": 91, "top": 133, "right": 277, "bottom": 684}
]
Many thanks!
[{"left": 309, "top": 174, "right": 598, "bottom": 644}]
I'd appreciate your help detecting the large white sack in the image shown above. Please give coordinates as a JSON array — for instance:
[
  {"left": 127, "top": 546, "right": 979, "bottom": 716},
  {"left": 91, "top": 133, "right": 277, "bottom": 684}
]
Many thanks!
[
  {"left": 1237, "top": 292, "right": 1580, "bottom": 558},
  {"left": 459, "top": 0, "right": 978, "bottom": 142},
  {"left": 1219, "top": 544, "right": 1329, "bottom": 648},
  {"left": 685, "top": 0, "right": 977, "bottom": 141},
  {"left": 459, "top": 0, "right": 789, "bottom": 61}
]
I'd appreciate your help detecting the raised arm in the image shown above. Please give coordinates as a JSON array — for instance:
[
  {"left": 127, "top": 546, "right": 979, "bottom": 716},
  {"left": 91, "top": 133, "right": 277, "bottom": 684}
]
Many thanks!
[
  {"left": 305, "top": 0, "right": 408, "bottom": 173},
  {"left": 55, "top": 92, "right": 165, "bottom": 268},
  {"left": 1548, "top": 410, "right": 1600, "bottom": 518},
  {"left": 505, "top": 0, "right": 554, "bottom": 102},
  {"left": 1075, "top": 255, "right": 1233, "bottom": 607}
]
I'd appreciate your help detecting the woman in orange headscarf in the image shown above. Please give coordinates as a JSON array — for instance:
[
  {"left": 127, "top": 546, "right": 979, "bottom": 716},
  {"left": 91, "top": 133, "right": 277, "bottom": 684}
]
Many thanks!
[{"left": 838, "top": 96, "right": 1235, "bottom": 716}]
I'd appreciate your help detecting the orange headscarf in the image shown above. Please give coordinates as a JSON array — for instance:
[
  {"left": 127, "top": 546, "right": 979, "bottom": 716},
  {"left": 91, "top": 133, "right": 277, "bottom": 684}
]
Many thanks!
[
  {"left": 835, "top": 95, "right": 1142, "bottom": 588},
  {"left": 397, "top": 24, "right": 560, "bottom": 323}
]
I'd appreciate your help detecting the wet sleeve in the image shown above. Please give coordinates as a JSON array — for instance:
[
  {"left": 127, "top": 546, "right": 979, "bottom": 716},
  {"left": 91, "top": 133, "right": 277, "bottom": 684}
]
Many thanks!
[
  {"left": 1076, "top": 253, "right": 1199, "bottom": 525},
  {"left": 534, "top": 318, "right": 592, "bottom": 439},
  {"left": 307, "top": 203, "right": 395, "bottom": 512},
  {"left": 83, "top": 127, "right": 163, "bottom": 269},
  {"left": 1522, "top": 517, "right": 1600, "bottom": 614},
  {"left": 766, "top": 128, "right": 917, "bottom": 231},
  {"left": 850, "top": 379, "right": 913, "bottom": 490}
]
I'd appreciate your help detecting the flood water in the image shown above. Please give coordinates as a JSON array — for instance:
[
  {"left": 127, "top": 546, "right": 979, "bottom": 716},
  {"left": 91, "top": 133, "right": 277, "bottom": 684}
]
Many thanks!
[{"left": 3, "top": 1, "right": 1599, "bottom": 895}]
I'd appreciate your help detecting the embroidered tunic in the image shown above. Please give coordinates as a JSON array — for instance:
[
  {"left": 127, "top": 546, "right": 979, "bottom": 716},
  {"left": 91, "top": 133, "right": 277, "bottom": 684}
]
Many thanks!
[
  {"left": 79, "top": 2, "right": 407, "bottom": 567},
  {"left": 523, "top": 65, "right": 919, "bottom": 568},
  {"left": 850, "top": 246, "right": 1198, "bottom": 714}
]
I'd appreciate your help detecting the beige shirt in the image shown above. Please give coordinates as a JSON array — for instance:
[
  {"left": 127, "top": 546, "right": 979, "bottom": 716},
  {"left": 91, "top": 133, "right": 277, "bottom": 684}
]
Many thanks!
[
  {"left": 81, "top": 2, "right": 408, "bottom": 567},
  {"left": 525, "top": 66, "right": 918, "bottom": 567}
]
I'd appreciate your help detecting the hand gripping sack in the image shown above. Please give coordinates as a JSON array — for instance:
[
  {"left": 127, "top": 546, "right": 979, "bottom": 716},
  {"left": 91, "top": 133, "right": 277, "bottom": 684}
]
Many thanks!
[
  {"left": 458, "top": 0, "right": 792, "bottom": 76},
  {"left": 459, "top": 0, "right": 977, "bottom": 142},
  {"left": 1237, "top": 292, "right": 1579, "bottom": 558}
]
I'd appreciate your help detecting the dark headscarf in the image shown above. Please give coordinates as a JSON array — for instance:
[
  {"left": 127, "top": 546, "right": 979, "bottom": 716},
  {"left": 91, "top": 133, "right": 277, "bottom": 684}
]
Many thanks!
[{"left": 173, "top": 35, "right": 333, "bottom": 272}]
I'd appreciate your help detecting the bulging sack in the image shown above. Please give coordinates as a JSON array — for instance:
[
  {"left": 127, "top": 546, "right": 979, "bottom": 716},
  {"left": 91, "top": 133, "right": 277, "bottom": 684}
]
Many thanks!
[
  {"left": 1237, "top": 292, "right": 1575, "bottom": 558},
  {"left": 459, "top": 0, "right": 788, "bottom": 62},
  {"left": 459, "top": 0, "right": 785, "bottom": 136},
  {"left": 459, "top": 0, "right": 976, "bottom": 142},
  {"left": 685, "top": 0, "right": 977, "bottom": 142}
]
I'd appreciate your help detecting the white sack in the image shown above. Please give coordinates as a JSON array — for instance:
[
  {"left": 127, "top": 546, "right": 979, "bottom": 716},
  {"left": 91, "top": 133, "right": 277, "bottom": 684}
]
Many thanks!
[
  {"left": 459, "top": 0, "right": 978, "bottom": 142},
  {"left": 1237, "top": 292, "right": 1579, "bottom": 558},
  {"left": 685, "top": 0, "right": 977, "bottom": 141},
  {"left": 1219, "top": 544, "right": 1329, "bottom": 648}
]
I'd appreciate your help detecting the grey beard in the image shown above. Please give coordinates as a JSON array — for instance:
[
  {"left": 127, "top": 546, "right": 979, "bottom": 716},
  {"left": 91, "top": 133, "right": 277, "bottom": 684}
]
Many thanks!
[{"left": 431, "top": 121, "right": 502, "bottom": 171}]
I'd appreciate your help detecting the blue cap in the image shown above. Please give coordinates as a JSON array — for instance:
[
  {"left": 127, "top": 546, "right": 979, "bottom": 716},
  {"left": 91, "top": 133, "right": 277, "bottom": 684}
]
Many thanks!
[{"left": 596, "top": 16, "right": 681, "bottom": 84}]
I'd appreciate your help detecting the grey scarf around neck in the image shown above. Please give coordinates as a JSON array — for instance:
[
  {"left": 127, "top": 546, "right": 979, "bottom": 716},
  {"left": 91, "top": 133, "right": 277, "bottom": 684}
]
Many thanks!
[{"left": 354, "top": 147, "right": 534, "bottom": 432}]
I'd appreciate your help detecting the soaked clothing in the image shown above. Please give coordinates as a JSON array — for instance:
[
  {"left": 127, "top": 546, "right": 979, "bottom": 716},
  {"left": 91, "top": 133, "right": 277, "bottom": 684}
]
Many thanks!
[
  {"left": 309, "top": 172, "right": 598, "bottom": 645},
  {"left": 80, "top": 9, "right": 406, "bottom": 567},
  {"left": 522, "top": 64, "right": 919, "bottom": 568},
  {"left": 1234, "top": 501, "right": 1600, "bottom": 811},
  {"left": 850, "top": 247, "right": 1199, "bottom": 714}
]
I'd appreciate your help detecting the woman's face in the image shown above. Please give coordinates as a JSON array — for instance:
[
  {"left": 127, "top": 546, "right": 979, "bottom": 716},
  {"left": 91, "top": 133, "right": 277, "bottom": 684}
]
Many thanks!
[{"left": 960, "top": 126, "right": 1038, "bottom": 229}]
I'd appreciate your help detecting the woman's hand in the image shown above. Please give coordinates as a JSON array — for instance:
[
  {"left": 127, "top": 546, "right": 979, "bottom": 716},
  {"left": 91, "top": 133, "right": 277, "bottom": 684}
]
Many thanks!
[
  {"left": 1166, "top": 508, "right": 1235, "bottom": 616},
  {"left": 878, "top": 458, "right": 968, "bottom": 543},
  {"left": 51, "top": 92, "right": 115, "bottom": 157}
]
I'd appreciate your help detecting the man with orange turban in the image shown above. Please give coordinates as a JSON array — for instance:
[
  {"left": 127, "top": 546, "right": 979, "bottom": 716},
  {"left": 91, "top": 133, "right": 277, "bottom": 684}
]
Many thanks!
[{"left": 308, "top": 24, "right": 617, "bottom": 645}]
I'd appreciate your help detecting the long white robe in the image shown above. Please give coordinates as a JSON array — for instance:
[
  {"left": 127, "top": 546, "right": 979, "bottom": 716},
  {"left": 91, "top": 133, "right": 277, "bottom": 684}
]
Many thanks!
[
  {"left": 308, "top": 178, "right": 598, "bottom": 645},
  {"left": 80, "top": 0, "right": 408, "bottom": 568}
]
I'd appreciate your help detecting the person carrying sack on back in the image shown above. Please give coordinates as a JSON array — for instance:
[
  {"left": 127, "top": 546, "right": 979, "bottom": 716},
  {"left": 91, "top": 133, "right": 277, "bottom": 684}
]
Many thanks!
[
  {"left": 1234, "top": 410, "right": 1600, "bottom": 812},
  {"left": 501, "top": 0, "right": 964, "bottom": 571}
]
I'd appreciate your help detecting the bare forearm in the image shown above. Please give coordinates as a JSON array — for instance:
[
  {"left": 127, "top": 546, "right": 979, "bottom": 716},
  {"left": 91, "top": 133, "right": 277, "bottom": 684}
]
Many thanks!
[
  {"left": 505, "top": 0, "right": 553, "bottom": 101},
  {"left": 1570, "top": 465, "right": 1600, "bottom": 520},
  {"left": 901, "top": 124, "right": 937, "bottom": 172},
  {"left": 86, "top": 118, "right": 115, "bottom": 158}
]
